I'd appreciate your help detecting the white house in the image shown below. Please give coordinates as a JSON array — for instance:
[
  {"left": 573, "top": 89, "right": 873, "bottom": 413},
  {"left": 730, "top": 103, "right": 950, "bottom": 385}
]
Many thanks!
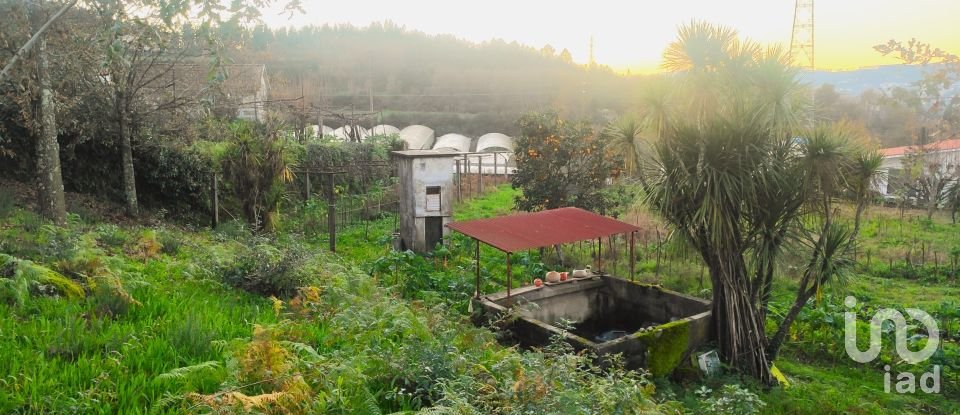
[{"left": 877, "top": 138, "right": 960, "bottom": 196}]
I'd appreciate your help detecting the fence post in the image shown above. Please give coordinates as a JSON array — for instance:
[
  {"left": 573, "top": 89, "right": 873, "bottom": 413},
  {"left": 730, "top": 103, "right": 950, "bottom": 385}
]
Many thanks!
[
  {"left": 211, "top": 174, "right": 219, "bottom": 229},
  {"left": 456, "top": 159, "right": 462, "bottom": 203},
  {"left": 363, "top": 195, "right": 369, "bottom": 240},
  {"left": 305, "top": 172, "right": 311, "bottom": 201},
  {"left": 478, "top": 156, "right": 484, "bottom": 193},
  {"left": 327, "top": 173, "right": 336, "bottom": 253},
  {"left": 502, "top": 153, "right": 508, "bottom": 181},
  {"left": 463, "top": 156, "right": 473, "bottom": 200}
]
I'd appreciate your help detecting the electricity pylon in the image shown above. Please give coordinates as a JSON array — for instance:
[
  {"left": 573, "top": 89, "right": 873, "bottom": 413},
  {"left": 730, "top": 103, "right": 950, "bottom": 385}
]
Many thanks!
[{"left": 790, "top": 0, "right": 814, "bottom": 70}]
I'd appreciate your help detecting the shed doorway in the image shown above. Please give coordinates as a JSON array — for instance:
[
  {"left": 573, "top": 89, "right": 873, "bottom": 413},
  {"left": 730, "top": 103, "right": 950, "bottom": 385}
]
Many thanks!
[{"left": 425, "top": 217, "right": 443, "bottom": 251}]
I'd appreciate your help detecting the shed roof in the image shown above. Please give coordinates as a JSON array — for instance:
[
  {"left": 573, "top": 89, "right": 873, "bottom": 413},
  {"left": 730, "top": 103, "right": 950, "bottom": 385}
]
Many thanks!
[{"left": 446, "top": 207, "right": 640, "bottom": 253}]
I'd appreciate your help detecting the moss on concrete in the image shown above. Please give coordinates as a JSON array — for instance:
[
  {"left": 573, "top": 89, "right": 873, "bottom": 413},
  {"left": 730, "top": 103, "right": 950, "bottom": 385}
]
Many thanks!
[{"left": 633, "top": 319, "right": 690, "bottom": 377}]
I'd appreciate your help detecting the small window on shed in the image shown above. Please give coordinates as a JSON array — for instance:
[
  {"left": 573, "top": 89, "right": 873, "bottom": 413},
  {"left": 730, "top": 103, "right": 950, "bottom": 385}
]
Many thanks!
[{"left": 426, "top": 186, "right": 441, "bottom": 211}]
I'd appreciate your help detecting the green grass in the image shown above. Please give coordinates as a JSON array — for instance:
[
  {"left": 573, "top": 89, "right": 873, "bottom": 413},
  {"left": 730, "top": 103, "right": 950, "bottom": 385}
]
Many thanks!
[
  {"left": 3, "top": 186, "right": 959, "bottom": 413},
  {"left": 0, "top": 190, "right": 675, "bottom": 413},
  {"left": 762, "top": 359, "right": 956, "bottom": 414},
  {"left": 0, "top": 213, "right": 277, "bottom": 413}
]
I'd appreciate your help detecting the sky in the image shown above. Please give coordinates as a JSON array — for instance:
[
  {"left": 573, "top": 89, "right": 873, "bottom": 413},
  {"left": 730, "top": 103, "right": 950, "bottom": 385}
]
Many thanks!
[{"left": 260, "top": 0, "right": 960, "bottom": 73}]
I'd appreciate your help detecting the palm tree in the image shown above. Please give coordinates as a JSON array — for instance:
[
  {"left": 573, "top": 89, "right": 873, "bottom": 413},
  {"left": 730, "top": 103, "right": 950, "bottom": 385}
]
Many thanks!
[
  {"left": 663, "top": 21, "right": 767, "bottom": 125},
  {"left": 747, "top": 45, "right": 810, "bottom": 137},
  {"left": 766, "top": 223, "right": 855, "bottom": 360},
  {"left": 638, "top": 75, "right": 674, "bottom": 140},
  {"left": 642, "top": 21, "right": 858, "bottom": 380},
  {"left": 799, "top": 124, "right": 855, "bottom": 227},
  {"left": 662, "top": 20, "right": 739, "bottom": 73},
  {"left": 643, "top": 112, "right": 781, "bottom": 384},
  {"left": 602, "top": 117, "right": 644, "bottom": 175},
  {"left": 846, "top": 149, "right": 885, "bottom": 241}
]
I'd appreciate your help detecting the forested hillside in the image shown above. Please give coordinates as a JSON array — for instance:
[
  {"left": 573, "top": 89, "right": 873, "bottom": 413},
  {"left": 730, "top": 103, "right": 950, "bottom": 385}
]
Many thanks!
[{"left": 228, "top": 22, "right": 643, "bottom": 135}]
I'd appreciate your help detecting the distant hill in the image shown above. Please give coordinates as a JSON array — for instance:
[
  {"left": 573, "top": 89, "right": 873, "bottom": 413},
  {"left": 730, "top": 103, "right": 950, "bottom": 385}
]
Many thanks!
[
  {"left": 227, "top": 23, "right": 641, "bottom": 136},
  {"left": 799, "top": 64, "right": 958, "bottom": 97}
]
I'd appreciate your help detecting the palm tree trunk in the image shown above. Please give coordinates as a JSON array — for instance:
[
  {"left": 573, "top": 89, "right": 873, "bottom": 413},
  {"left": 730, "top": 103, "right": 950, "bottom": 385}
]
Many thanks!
[
  {"left": 31, "top": 2, "right": 66, "bottom": 225},
  {"left": 707, "top": 249, "right": 774, "bottom": 385},
  {"left": 767, "top": 285, "right": 814, "bottom": 361},
  {"left": 768, "top": 218, "right": 829, "bottom": 362},
  {"left": 758, "top": 260, "right": 775, "bottom": 320},
  {"left": 851, "top": 200, "right": 868, "bottom": 242}
]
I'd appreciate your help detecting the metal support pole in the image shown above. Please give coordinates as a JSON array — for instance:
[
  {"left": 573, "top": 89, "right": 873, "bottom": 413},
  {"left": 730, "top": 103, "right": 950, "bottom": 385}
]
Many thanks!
[
  {"left": 506, "top": 252, "right": 512, "bottom": 300},
  {"left": 598, "top": 237, "right": 603, "bottom": 273},
  {"left": 630, "top": 231, "right": 636, "bottom": 282},
  {"left": 327, "top": 173, "right": 336, "bottom": 253},
  {"left": 493, "top": 153, "right": 498, "bottom": 183},
  {"left": 475, "top": 238, "right": 481, "bottom": 298}
]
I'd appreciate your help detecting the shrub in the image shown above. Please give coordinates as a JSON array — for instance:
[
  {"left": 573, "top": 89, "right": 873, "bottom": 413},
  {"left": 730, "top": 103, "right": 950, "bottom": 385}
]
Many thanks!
[
  {"left": 0, "top": 190, "right": 14, "bottom": 219},
  {"left": 220, "top": 242, "right": 310, "bottom": 297},
  {"left": 96, "top": 224, "right": 130, "bottom": 250},
  {"left": 129, "top": 230, "right": 162, "bottom": 261},
  {"left": 90, "top": 275, "right": 140, "bottom": 318},
  {"left": 0, "top": 254, "right": 85, "bottom": 305},
  {"left": 2, "top": 126, "right": 214, "bottom": 217},
  {"left": 221, "top": 120, "right": 294, "bottom": 233},
  {"left": 156, "top": 228, "right": 183, "bottom": 256},
  {"left": 695, "top": 384, "right": 766, "bottom": 415},
  {"left": 214, "top": 220, "right": 250, "bottom": 241},
  {"left": 132, "top": 139, "right": 214, "bottom": 215}
]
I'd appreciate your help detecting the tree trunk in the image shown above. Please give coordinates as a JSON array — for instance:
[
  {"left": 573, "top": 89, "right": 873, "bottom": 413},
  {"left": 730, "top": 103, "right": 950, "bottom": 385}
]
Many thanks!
[
  {"left": 767, "top": 286, "right": 814, "bottom": 361},
  {"left": 708, "top": 250, "right": 774, "bottom": 385},
  {"left": 757, "top": 259, "right": 775, "bottom": 321},
  {"left": 851, "top": 200, "right": 868, "bottom": 242},
  {"left": 116, "top": 93, "right": 138, "bottom": 217},
  {"left": 31, "top": 2, "right": 66, "bottom": 225}
]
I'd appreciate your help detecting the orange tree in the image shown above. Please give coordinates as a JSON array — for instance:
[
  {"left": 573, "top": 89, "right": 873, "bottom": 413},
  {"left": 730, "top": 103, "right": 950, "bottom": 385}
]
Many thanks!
[{"left": 511, "top": 111, "right": 621, "bottom": 213}]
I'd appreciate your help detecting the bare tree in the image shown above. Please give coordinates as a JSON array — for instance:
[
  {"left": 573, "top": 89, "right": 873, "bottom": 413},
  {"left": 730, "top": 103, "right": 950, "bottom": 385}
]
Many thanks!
[
  {"left": 29, "top": 0, "right": 66, "bottom": 224},
  {"left": 0, "top": 0, "right": 77, "bottom": 83}
]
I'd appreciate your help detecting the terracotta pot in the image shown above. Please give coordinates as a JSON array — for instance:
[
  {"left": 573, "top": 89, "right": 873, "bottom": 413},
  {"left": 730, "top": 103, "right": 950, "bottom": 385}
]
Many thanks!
[
  {"left": 534, "top": 278, "right": 543, "bottom": 287},
  {"left": 560, "top": 272, "right": 568, "bottom": 281},
  {"left": 546, "top": 271, "right": 561, "bottom": 283}
]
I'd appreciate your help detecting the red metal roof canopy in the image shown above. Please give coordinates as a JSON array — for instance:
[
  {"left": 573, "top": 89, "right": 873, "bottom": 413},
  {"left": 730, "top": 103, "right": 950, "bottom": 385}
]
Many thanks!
[{"left": 446, "top": 207, "right": 641, "bottom": 253}]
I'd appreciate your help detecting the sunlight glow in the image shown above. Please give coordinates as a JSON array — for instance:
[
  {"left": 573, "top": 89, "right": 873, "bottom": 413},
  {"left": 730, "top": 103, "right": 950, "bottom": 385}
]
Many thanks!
[{"left": 260, "top": 0, "right": 960, "bottom": 73}]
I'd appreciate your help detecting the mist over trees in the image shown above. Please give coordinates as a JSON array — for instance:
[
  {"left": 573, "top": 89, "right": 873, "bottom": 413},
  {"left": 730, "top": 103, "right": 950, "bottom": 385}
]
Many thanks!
[{"left": 227, "top": 22, "right": 643, "bottom": 136}]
